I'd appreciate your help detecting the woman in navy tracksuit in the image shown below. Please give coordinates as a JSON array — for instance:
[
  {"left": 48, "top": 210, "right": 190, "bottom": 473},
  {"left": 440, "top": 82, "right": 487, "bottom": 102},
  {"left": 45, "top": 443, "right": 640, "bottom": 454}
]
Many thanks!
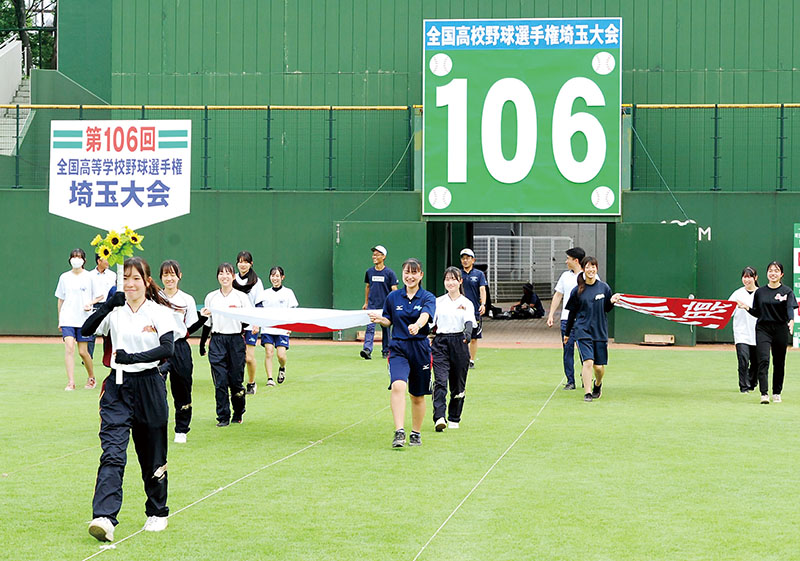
[
  {"left": 367, "top": 258, "right": 436, "bottom": 449},
  {"left": 563, "top": 256, "right": 621, "bottom": 403}
]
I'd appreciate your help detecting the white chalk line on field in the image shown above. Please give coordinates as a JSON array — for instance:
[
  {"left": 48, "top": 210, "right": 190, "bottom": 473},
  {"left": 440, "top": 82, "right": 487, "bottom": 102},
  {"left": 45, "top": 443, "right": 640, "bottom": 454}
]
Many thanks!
[
  {"left": 2, "top": 445, "right": 98, "bottom": 478},
  {"left": 80, "top": 405, "right": 389, "bottom": 561},
  {"left": 412, "top": 380, "right": 563, "bottom": 561}
]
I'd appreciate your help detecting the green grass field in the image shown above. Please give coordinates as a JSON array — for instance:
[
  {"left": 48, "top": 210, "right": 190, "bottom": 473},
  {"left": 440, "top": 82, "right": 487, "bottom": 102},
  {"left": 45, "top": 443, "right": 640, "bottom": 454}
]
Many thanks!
[{"left": 2, "top": 342, "right": 799, "bottom": 561}]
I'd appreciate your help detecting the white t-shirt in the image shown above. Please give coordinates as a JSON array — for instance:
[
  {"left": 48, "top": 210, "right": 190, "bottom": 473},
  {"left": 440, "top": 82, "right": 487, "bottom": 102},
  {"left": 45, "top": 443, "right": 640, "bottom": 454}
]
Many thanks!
[
  {"left": 97, "top": 300, "right": 175, "bottom": 372},
  {"left": 90, "top": 268, "right": 118, "bottom": 303},
  {"left": 54, "top": 269, "right": 95, "bottom": 327},
  {"left": 164, "top": 289, "right": 199, "bottom": 340},
  {"left": 204, "top": 289, "right": 253, "bottom": 334},
  {"left": 434, "top": 293, "right": 477, "bottom": 334},
  {"left": 554, "top": 270, "right": 580, "bottom": 321},
  {"left": 729, "top": 286, "right": 757, "bottom": 346},
  {"left": 257, "top": 286, "right": 299, "bottom": 335}
]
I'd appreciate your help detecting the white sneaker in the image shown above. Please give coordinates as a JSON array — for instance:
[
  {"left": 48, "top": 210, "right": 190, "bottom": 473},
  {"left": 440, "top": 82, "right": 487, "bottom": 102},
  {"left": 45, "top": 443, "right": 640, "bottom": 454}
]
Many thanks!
[
  {"left": 447, "top": 421, "right": 460, "bottom": 429},
  {"left": 773, "top": 394, "right": 782, "bottom": 403},
  {"left": 174, "top": 433, "right": 187, "bottom": 444},
  {"left": 760, "top": 394, "right": 770, "bottom": 404},
  {"left": 435, "top": 417, "right": 446, "bottom": 432},
  {"left": 88, "top": 517, "right": 114, "bottom": 542},
  {"left": 143, "top": 516, "right": 168, "bottom": 532}
]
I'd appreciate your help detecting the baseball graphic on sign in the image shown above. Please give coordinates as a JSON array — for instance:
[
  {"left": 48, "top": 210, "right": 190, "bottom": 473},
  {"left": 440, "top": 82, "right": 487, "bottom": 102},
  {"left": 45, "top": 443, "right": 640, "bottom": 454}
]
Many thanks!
[
  {"left": 591, "top": 52, "right": 615, "bottom": 75},
  {"left": 428, "top": 186, "right": 452, "bottom": 209},
  {"left": 429, "top": 53, "right": 453, "bottom": 77},
  {"left": 591, "top": 186, "right": 615, "bottom": 210}
]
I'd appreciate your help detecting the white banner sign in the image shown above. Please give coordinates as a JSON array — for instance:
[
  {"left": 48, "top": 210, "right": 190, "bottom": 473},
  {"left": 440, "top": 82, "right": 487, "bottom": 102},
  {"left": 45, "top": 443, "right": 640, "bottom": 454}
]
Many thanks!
[{"left": 49, "top": 120, "right": 192, "bottom": 230}]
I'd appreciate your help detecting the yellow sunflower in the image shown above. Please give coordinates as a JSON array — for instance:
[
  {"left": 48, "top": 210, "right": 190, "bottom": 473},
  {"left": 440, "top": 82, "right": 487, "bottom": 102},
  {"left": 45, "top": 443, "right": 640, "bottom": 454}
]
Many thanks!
[
  {"left": 105, "top": 230, "right": 122, "bottom": 249},
  {"left": 97, "top": 245, "right": 113, "bottom": 260},
  {"left": 90, "top": 234, "right": 103, "bottom": 247},
  {"left": 129, "top": 232, "right": 143, "bottom": 245}
]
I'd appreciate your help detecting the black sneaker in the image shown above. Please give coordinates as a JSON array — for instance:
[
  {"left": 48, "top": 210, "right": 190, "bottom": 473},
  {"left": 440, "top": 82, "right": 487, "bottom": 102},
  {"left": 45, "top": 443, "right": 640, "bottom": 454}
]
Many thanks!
[
  {"left": 584, "top": 393, "right": 593, "bottom": 402},
  {"left": 563, "top": 382, "right": 576, "bottom": 390},
  {"left": 231, "top": 416, "right": 243, "bottom": 424},
  {"left": 409, "top": 432, "right": 422, "bottom": 446},
  {"left": 216, "top": 420, "right": 230, "bottom": 427},
  {"left": 360, "top": 349, "right": 372, "bottom": 360},
  {"left": 246, "top": 383, "right": 256, "bottom": 395},
  {"left": 381, "top": 351, "right": 390, "bottom": 359},
  {"left": 591, "top": 382, "right": 602, "bottom": 399},
  {"left": 277, "top": 366, "right": 286, "bottom": 384},
  {"left": 469, "top": 360, "right": 475, "bottom": 369},
  {"left": 392, "top": 429, "right": 406, "bottom": 448}
]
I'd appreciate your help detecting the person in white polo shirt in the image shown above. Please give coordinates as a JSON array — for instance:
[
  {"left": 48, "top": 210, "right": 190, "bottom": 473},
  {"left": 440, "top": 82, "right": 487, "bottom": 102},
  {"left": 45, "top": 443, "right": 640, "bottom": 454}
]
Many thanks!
[
  {"left": 200, "top": 262, "right": 253, "bottom": 426},
  {"left": 547, "top": 247, "right": 586, "bottom": 390},
  {"left": 431, "top": 267, "right": 477, "bottom": 431},
  {"left": 81, "top": 256, "right": 177, "bottom": 542}
]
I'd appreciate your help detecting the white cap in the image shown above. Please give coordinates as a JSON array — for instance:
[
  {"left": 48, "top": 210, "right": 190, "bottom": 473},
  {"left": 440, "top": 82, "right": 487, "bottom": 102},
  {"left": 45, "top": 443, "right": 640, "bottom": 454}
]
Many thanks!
[
  {"left": 460, "top": 248, "right": 475, "bottom": 258},
  {"left": 371, "top": 245, "right": 387, "bottom": 257}
]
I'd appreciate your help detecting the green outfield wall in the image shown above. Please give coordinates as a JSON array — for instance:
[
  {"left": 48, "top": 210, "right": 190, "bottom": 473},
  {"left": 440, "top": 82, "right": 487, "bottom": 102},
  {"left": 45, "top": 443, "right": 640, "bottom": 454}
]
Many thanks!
[{"left": 0, "top": 190, "right": 422, "bottom": 335}]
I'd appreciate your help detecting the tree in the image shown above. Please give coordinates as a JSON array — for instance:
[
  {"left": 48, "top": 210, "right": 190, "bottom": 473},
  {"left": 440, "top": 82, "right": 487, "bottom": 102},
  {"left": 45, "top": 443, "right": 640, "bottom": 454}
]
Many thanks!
[{"left": 12, "top": 0, "right": 31, "bottom": 75}]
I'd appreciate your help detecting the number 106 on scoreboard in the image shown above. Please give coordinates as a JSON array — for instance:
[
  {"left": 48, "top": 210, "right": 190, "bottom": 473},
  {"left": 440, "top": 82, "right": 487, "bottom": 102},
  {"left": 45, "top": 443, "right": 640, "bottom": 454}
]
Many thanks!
[{"left": 422, "top": 18, "right": 622, "bottom": 216}]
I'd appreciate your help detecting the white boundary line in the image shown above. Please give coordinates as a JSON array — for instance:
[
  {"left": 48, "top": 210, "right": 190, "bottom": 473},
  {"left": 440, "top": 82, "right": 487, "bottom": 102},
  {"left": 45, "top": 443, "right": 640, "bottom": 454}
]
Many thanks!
[
  {"left": 80, "top": 405, "right": 389, "bottom": 561},
  {"left": 411, "top": 381, "right": 562, "bottom": 561},
  {"left": 2, "top": 445, "right": 98, "bottom": 478}
]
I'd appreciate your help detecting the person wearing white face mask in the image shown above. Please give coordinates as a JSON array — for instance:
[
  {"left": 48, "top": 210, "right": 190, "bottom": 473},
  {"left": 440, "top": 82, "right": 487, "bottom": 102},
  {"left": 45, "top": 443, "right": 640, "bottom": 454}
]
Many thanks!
[{"left": 54, "top": 248, "right": 97, "bottom": 391}]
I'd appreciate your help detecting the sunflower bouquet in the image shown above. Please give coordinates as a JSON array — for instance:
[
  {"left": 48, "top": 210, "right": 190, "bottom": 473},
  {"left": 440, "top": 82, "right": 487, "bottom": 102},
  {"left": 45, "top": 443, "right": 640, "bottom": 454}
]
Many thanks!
[{"left": 90, "top": 227, "right": 145, "bottom": 267}]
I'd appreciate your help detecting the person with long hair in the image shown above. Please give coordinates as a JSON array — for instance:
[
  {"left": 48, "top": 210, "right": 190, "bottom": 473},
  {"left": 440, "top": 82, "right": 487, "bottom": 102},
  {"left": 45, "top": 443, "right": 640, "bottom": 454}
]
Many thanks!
[
  {"left": 368, "top": 258, "right": 436, "bottom": 448},
  {"left": 738, "top": 261, "right": 798, "bottom": 404},
  {"left": 55, "top": 248, "right": 97, "bottom": 391},
  {"left": 256, "top": 266, "right": 298, "bottom": 386},
  {"left": 200, "top": 263, "right": 253, "bottom": 425},
  {"left": 232, "top": 251, "right": 264, "bottom": 394},
  {"left": 159, "top": 260, "right": 207, "bottom": 443},
  {"left": 431, "top": 267, "right": 476, "bottom": 431},
  {"left": 729, "top": 267, "right": 759, "bottom": 393},
  {"left": 80, "top": 257, "right": 177, "bottom": 541},
  {"left": 563, "top": 256, "right": 620, "bottom": 402}
]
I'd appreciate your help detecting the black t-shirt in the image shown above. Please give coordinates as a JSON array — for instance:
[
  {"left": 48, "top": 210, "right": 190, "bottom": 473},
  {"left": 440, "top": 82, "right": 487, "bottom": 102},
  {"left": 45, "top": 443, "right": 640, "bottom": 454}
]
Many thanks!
[
  {"left": 748, "top": 284, "right": 798, "bottom": 324},
  {"left": 565, "top": 280, "right": 614, "bottom": 341}
]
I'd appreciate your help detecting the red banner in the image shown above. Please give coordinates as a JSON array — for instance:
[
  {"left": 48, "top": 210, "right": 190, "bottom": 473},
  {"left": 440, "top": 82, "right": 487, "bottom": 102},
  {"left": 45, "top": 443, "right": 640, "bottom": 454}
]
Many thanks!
[{"left": 615, "top": 294, "right": 736, "bottom": 329}]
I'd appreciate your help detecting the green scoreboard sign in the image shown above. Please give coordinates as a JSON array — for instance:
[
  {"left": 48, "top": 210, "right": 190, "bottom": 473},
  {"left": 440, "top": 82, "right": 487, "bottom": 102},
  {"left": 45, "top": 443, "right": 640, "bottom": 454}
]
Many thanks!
[{"left": 423, "top": 18, "right": 622, "bottom": 216}]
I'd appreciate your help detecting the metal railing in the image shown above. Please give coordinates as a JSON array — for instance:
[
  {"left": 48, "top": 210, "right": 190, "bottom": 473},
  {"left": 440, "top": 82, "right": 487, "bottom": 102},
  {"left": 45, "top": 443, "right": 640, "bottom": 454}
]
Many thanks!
[
  {"left": 628, "top": 103, "right": 800, "bottom": 192},
  {"left": 0, "top": 104, "right": 419, "bottom": 191}
]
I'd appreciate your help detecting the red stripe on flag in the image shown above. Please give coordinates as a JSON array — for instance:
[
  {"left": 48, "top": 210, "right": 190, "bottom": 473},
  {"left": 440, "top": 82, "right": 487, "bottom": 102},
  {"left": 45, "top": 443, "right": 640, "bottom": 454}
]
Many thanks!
[{"left": 271, "top": 322, "right": 338, "bottom": 333}]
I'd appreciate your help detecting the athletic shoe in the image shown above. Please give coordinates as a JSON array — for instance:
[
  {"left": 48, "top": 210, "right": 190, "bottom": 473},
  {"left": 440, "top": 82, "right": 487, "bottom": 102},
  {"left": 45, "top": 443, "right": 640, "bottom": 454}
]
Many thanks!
[
  {"left": 231, "top": 415, "right": 243, "bottom": 424},
  {"left": 563, "top": 383, "right": 576, "bottom": 390},
  {"left": 266, "top": 378, "right": 276, "bottom": 387},
  {"left": 447, "top": 421, "right": 460, "bottom": 429},
  {"left": 773, "top": 394, "right": 782, "bottom": 403},
  {"left": 85, "top": 378, "right": 97, "bottom": 389},
  {"left": 591, "top": 382, "right": 602, "bottom": 400},
  {"left": 381, "top": 351, "right": 390, "bottom": 359},
  {"left": 174, "top": 433, "right": 187, "bottom": 444},
  {"left": 435, "top": 417, "right": 446, "bottom": 432},
  {"left": 277, "top": 367, "right": 286, "bottom": 384},
  {"left": 246, "top": 383, "right": 256, "bottom": 395},
  {"left": 216, "top": 420, "right": 230, "bottom": 427},
  {"left": 760, "top": 394, "right": 769, "bottom": 405},
  {"left": 409, "top": 432, "right": 422, "bottom": 446},
  {"left": 392, "top": 429, "right": 405, "bottom": 448},
  {"left": 740, "top": 389, "right": 750, "bottom": 393},
  {"left": 143, "top": 516, "right": 168, "bottom": 532},
  {"left": 360, "top": 349, "right": 372, "bottom": 360},
  {"left": 584, "top": 393, "right": 593, "bottom": 402},
  {"left": 469, "top": 360, "right": 475, "bottom": 369},
  {"left": 65, "top": 383, "right": 76, "bottom": 391},
  {"left": 88, "top": 517, "right": 114, "bottom": 542}
]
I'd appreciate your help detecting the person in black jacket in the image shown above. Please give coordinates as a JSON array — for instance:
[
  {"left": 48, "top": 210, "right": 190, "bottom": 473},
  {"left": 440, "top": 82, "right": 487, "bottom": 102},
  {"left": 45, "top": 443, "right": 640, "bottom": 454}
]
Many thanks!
[
  {"left": 737, "top": 261, "right": 798, "bottom": 404},
  {"left": 563, "top": 257, "right": 621, "bottom": 402}
]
